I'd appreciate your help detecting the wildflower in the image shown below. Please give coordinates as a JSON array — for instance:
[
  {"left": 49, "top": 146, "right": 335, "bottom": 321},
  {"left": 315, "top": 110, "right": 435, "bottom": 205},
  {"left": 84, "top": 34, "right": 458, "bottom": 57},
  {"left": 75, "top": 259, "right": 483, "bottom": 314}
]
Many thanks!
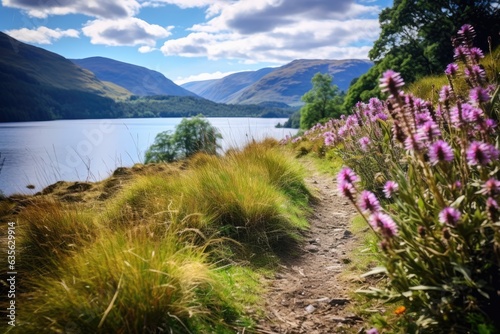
[
  {"left": 359, "top": 190, "right": 381, "bottom": 213},
  {"left": 417, "top": 120, "right": 441, "bottom": 142},
  {"left": 404, "top": 134, "right": 424, "bottom": 151},
  {"left": 429, "top": 140, "right": 454, "bottom": 165},
  {"left": 469, "top": 47, "right": 484, "bottom": 62},
  {"left": 481, "top": 178, "right": 500, "bottom": 196},
  {"left": 366, "top": 329, "right": 379, "bottom": 334},
  {"left": 324, "top": 132, "right": 335, "bottom": 146},
  {"left": 466, "top": 141, "right": 498, "bottom": 166},
  {"left": 380, "top": 70, "right": 404, "bottom": 96},
  {"left": 358, "top": 137, "right": 370, "bottom": 151},
  {"left": 337, "top": 167, "right": 359, "bottom": 185},
  {"left": 394, "top": 306, "right": 406, "bottom": 315},
  {"left": 383, "top": 181, "right": 398, "bottom": 198},
  {"left": 370, "top": 212, "right": 398, "bottom": 237},
  {"left": 439, "top": 85, "right": 452, "bottom": 102},
  {"left": 486, "top": 197, "right": 499, "bottom": 222},
  {"left": 464, "top": 65, "right": 486, "bottom": 81},
  {"left": 445, "top": 63, "right": 459, "bottom": 76},
  {"left": 338, "top": 181, "right": 356, "bottom": 200},
  {"left": 454, "top": 45, "right": 469, "bottom": 60},
  {"left": 457, "top": 24, "right": 476, "bottom": 41},
  {"left": 469, "top": 87, "right": 490, "bottom": 105},
  {"left": 439, "top": 207, "right": 461, "bottom": 227}
]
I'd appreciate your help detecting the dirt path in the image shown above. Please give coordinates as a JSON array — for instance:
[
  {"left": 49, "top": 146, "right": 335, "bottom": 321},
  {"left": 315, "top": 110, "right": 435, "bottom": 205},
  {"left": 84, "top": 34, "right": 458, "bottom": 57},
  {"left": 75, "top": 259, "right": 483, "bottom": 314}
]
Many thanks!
[{"left": 256, "top": 163, "right": 360, "bottom": 334}]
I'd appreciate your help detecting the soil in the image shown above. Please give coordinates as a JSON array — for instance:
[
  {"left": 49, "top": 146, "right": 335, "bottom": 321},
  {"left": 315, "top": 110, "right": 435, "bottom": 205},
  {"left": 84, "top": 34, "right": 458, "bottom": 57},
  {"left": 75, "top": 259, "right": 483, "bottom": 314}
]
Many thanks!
[{"left": 256, "top": 162, "right": 362, "bottom": 334}]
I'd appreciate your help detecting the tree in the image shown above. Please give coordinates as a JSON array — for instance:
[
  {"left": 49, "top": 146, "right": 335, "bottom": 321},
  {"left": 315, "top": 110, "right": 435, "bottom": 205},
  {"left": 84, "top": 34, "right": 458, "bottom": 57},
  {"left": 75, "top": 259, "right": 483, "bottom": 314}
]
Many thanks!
[
  {"left": 344, "top": 0, "right": 500, "bottom": 111},
  {"left": 299, "top": 73, "right": 343, "bottom": 129},
  {"left": 144, "top": 115, "right": 222, "bottom": 163}
]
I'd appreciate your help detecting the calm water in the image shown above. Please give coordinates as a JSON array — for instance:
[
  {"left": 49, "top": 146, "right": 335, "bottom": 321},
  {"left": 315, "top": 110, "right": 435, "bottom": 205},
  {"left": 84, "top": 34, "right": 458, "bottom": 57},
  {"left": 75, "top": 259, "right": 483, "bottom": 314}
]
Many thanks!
[{"left": 0, "top": 118, "right": 297, "bottom": 196}]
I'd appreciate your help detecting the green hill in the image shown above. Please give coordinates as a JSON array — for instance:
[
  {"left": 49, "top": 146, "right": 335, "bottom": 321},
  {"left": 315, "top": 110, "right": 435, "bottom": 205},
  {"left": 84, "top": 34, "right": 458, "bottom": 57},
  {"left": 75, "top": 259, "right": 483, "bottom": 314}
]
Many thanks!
[{"left": 0, "top": 32, "right": 131, "bottom": 122}]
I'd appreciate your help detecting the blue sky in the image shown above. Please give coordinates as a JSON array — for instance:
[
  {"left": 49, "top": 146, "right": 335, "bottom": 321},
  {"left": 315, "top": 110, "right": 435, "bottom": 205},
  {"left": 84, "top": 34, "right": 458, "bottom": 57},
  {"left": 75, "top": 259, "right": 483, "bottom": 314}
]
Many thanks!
[{"left": 0, "top": 0, "right": 392, "bottom": 84}]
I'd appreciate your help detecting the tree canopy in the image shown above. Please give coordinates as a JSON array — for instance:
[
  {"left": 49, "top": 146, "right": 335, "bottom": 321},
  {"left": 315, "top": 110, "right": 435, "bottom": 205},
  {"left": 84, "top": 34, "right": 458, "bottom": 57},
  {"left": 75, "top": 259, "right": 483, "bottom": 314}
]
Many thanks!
[
  {"left": 299, "top": 73, "right": 344, "bottom": 129},
  {"left": 145, "top": 115, "right": 222, "bottom": 163},
  {"left": 344, "top": 0, "right": 500, "bottom": 111}
]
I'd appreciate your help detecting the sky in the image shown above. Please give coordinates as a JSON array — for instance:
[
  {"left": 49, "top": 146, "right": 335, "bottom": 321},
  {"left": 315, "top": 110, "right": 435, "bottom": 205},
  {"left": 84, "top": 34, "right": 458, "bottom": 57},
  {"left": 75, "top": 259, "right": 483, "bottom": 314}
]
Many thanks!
[{"left": 0, "top": 0, "right": 392, "bottom": 85}]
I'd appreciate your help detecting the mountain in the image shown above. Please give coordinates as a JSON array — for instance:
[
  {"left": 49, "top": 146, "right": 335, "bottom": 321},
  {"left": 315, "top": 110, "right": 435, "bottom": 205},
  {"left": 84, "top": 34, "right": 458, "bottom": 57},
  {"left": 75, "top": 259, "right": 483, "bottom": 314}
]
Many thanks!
[
  {"left": 0, "top": 32, "right": 131, "bottom": 122},
  {"left": 181, "top": 67, "right": 275, "bottom": 103},
  {"left": 72, "top": 57, "right": 196, "bottom": 97},
  {"left": 183, "top": 59, "right": 373, "bottom": 107}
]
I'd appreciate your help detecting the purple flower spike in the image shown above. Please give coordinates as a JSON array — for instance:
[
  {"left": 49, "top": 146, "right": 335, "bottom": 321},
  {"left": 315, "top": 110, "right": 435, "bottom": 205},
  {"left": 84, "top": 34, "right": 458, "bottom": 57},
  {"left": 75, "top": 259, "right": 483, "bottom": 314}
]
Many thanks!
[
  {"left": 337, "top": 167, "right": 359, "bottom": 185},
  {"left": 366, "top": 329, "right": 379, "bottom": 334},
  {"left": 359, "top": 190, "right": 381, "bottom": 213},
  {"left": 466, "top": 141, "right": 498, "bottom": 166},
  {"left": 445, "top": 63, "right": 459, "bottom": 76},
  {"left": 469, "top": 87, "right": 490, "bottom": 105},
  {"left": 359, "top": 137, "right": 371, "bottom": 151},
  {"left": 380, "top": 70, "right": 404, "bottom": 95},
  {"left": 439, "top": 207, "right": 461, "bottom": 227},
  {"left": 383, "top": 181, "right": 398, "bottom": 198},
  {"left": 481, "top": 178, "right": 500, "bottom": 196},
  {"left": 369, "top": 212, "right": 398, "bottom": 237},
  {"left": 338, "top": 181, "right": 356, "bottom": 200},
  {"left": 429, "top": 140, "right": 454, "bottom": 165},
  {"left": 458, "top": 24, "right": 476, "bottom": 39}
]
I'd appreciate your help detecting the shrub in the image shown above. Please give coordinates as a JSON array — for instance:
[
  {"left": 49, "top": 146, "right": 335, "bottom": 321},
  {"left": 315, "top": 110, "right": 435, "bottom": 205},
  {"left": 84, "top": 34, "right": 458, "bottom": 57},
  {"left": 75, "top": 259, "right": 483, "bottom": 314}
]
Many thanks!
[{"left": 145, "top": 114, "right": 222, "bottom": 163}]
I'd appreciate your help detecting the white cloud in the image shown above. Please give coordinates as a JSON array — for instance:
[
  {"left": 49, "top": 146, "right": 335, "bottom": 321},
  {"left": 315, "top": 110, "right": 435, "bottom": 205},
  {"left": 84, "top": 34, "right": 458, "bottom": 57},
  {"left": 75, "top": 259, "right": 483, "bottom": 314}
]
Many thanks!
[
  {"left": 2, "top": 0, "right": 141, "bottom": 19},
  {"left": 138, "top": 45, "right": 157, "bottom": 53},
  {"left": 5, "top": 26, "right": 80, "bottom": 44},
  {"left": 174, "top": 70, "right": 240, "bottom": 85},
  {"left": 82, "top": 18, "right": 173, "bottom": 47}
]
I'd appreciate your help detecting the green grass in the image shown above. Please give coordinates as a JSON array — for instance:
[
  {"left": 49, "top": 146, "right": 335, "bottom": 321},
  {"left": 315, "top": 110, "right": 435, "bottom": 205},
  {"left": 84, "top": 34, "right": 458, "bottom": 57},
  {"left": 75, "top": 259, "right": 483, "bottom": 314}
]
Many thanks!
[{"left": 2, "top": 140, "right": 312, "bottom": 333}]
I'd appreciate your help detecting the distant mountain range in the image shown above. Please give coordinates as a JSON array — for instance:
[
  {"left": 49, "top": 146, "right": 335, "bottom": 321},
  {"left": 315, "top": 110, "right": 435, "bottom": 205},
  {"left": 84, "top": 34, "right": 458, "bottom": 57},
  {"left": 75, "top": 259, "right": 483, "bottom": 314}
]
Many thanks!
[
  {"left": 71, "top": 57, "right": 196, "bottom": 97},
  {"left": 0, "top": 31, "right": 372, "bottom": 122},
  {"left": 182, "top": 59, "right": 373, "bottom": 106}
]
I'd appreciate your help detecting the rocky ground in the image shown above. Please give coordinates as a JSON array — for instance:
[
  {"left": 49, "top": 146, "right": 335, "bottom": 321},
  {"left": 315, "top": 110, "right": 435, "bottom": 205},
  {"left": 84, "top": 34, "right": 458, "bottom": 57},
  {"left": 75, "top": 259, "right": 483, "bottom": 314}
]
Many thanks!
[{"left": 256, "top": 163, "right": 364, "bottom": 334}]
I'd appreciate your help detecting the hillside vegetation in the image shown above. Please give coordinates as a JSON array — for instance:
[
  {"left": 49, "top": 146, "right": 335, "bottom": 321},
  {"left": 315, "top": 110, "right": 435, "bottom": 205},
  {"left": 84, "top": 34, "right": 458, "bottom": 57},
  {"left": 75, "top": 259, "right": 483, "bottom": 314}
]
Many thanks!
[{"left": 0, "top": 140, "right": 312, "bottom": 333}]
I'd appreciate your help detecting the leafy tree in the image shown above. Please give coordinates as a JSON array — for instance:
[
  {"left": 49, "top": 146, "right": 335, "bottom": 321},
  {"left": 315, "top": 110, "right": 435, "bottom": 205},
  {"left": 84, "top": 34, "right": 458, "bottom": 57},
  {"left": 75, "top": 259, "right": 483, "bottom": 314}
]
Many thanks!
[
  {"left": 144, "top": 131, "right": 177, "bottom": 163},
  {"left": 299, "top": 73, "right": 343, "bottom": 129},
  {"left": 144, "top": 115, "right": 222, "bottom": 163},
  {"left": 344, "top": 0, "right": 500, "bottom": 111},
  {"left": 174, "top": 115, "right": 222, "bottom": 159}
]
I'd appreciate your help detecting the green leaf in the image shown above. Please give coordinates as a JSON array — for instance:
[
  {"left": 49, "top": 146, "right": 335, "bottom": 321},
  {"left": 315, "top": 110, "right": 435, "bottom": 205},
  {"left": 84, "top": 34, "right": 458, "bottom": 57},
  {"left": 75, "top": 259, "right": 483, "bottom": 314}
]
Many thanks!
[
  {"left": 361, "top": 266, "right": 388, "bottom": 278},
  {"left": 409, "top": 285, "right": 444, "bottom": 291}
]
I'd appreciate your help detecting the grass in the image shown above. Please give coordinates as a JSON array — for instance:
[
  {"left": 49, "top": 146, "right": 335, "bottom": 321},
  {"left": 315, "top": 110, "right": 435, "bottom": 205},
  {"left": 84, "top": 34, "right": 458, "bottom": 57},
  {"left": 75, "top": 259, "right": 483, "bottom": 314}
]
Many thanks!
[{"left": 1, "top": 139, "right": 312, "bottom": 333}]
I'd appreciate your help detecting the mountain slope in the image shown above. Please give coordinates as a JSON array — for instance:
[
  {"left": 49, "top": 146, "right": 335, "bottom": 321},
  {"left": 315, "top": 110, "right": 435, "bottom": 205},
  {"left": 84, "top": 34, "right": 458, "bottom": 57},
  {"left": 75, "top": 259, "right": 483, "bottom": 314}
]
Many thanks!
[
  {"left": 72, "top": 57, "right": 197, "bottom": 97},
  {"left": 230, "top": 59, "right": 373, "bottom": 106},
  {"left": 0, "top": 32, "right": 133, "bottom": 122},
  {"left": 181, "top": 67, "right": 275, "bottom": 103}
]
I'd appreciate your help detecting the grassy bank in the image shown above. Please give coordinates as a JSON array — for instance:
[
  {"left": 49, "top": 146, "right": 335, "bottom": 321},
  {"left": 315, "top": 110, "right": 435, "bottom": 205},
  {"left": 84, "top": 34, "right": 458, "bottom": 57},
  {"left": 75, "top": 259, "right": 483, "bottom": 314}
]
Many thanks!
[{"left": 0, "top": 139, "right": 311, "bottom": 333}]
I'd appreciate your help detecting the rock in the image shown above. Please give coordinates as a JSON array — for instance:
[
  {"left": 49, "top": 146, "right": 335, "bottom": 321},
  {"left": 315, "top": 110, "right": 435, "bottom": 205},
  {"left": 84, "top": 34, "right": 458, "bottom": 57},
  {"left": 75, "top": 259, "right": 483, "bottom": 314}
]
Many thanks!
[
  {"left": 305, "top": 304, "right": 316, "bottom": 313},
  {"left": 304, "top": 244, "right": 320, "bottom": 253},
  {"left": 342, "top": 230, "right": 353, "bottom": 239}
]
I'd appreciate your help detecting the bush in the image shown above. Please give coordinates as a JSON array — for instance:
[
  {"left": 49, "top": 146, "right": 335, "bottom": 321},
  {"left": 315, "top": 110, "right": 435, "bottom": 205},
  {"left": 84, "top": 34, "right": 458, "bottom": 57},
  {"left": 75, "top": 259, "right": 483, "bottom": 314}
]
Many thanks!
[{"left": 145, "top": 115, "right": 222, "bottom": 163}]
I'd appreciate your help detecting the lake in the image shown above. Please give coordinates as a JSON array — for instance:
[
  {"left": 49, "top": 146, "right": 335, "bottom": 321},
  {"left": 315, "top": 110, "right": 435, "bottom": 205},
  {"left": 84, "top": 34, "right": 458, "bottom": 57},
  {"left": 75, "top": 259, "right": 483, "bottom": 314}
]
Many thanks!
[{"left": 0, "top": 118, "right": 297, "bottom": 196}]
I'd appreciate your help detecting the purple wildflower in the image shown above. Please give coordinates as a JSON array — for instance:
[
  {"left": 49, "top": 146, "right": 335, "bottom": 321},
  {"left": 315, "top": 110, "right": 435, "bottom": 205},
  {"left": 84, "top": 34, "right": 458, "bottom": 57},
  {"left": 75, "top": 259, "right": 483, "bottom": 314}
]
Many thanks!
[
  {"left": 366, "top": 329, "right": 379, "bottom": 334},
  {"left": 429, "top": 140, "right": 454, "bottom": 165},
  {"left": 404, "top": 134, "right": 424, "bottom": 151},
  {"left": 445, "top": 63, "right": 459, "bottom": 76},
  {"left": 417, "top": 120, "right": 441, "bottom": 142},
  {"left": 487, "top": 197, "right": 499, "bottom": 221},
  {"left": 481, "top": 178, "right": 500, "bottom": 196},
  {"left": 457, "top": 24, "right": 476, "bottom": 41},
  {"left": 454, "top": 45, "right": 469, "bottom": 60},
  {"left": 469, "top": 87, "right": 490, "bottom": 105},
  {"left": 469, "top": 47, "right": 484, "bottom": 62},
  {"left": 466, "top": 141, "right": 498, "bottom": 166},
  {"left": 338, "top": 181, "right": 356, "bottom": 200},
  {"left": 358, "top": 137, "right": 371, "bottom": 151},
  {"left": 439, "top": 85, "right": 452, "bottom": 103},
  {"left": 370, "top": 212, "right": 398, "bottom": 238},
  {"left": 337, "top": 167, "right": 359, "bottom": 185},
  {"left": 380, "top": 70, "right": 404, "bottom": 95},
  {"left": 359, "top": 190, "right": 381, "bottom": 213},
  {"left": 383, "top": 181, "right": 398, "bottom": 198},
  {"left": 439, "top": 207, "right": 461, "bottom": 227},
  {"left": 324, "top": 132, "right": 335, "bottom": 146},
  {"left": 464, "top": 65, "right": 486, "bottom": 81}
]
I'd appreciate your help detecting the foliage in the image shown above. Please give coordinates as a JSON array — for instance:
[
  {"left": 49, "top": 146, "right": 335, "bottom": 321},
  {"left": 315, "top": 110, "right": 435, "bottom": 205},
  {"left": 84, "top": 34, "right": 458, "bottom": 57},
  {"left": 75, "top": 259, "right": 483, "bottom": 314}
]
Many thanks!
[
  {"left": 145, "top": 115, "right": 222, "bottom": 163},
  {"left": 344, "top": 0, "right": 500, "bottom": 111},
  {"left": 285, "top": 25, "right": 500, "bottom": 333},
  {"left": 299, "top": 73, "right": 345, "bottom": 129}
]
